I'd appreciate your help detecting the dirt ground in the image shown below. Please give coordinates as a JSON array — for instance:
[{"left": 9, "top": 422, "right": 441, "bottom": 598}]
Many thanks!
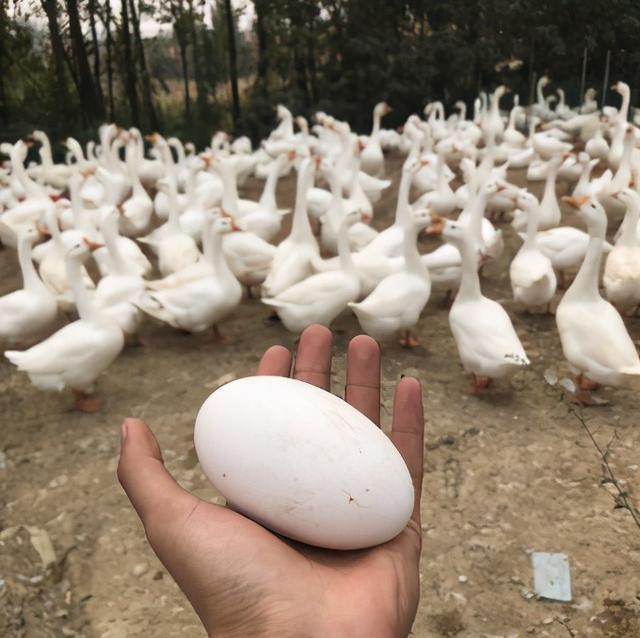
[{"left": 1, "top": 153, "right": 640, "bottom": 637}]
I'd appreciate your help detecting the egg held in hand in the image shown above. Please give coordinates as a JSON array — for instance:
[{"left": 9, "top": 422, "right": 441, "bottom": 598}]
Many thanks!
[{"left": 194, "top": 376, "right": 414, "bottom": 550}]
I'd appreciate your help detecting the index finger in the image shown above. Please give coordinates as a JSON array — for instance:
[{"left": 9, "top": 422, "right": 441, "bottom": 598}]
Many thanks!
[
  {"left": 292, "top": 325, "right": 333, "bottom": 390},
  {"left": 345, "top": 335, "right": 381, "bottom": 425},
  {"left": 257, "top": 345, "right": 292, "bottom": 376},
  {"left": 390, "top": 377, "right": 424, "bottom": 525}
]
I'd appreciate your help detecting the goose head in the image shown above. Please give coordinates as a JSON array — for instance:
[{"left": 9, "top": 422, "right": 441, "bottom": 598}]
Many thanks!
[
  {"left": 374, "top": 102, "right": 392, "bottom": 117},
  {"left": 213, "top": 214, "right": 240, "bottom": 235},
  {"left": 402, "top": 155, "right": 427, "bottom": 177},
  {"left": 562, "top": 195, "right": 607, "bottom": 234},
  {"left": 515, "top": 190, "right": 538, "bottom": 211},
  {"left": 611, "top": 81, "right": 630, "bottom": 96},
  {"left": 66, "top": 238, "right": 104, "bottom": 262},
  {"left": 276, "top": 105, "right": 292, "bottom": 121},
  {"left": 410, "top": 207, "right": 432, "bottom": 232},
  {"left": 613, "top": 186, "right": 640, "bottom": 210}
]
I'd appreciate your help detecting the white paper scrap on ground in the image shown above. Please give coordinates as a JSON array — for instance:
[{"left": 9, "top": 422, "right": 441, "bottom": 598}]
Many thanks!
[{"left": 531, "top": 552, "right": 572, "bottom": 602}]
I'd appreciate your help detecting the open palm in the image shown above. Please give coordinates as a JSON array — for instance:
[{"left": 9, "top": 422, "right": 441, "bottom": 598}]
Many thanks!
[{"left": 118, "top": 325, "right": 425, "bottom": 638}]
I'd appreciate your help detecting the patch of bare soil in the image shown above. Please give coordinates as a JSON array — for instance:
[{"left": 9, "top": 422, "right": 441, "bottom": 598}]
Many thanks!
[{"left": 1, "top": 153, "right": 639, "bottom": 637}]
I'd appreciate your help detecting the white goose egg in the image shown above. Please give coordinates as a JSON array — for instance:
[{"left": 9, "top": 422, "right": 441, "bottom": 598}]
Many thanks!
[{"left": 194, "top": 375, "right": 414, "bottom": 550}]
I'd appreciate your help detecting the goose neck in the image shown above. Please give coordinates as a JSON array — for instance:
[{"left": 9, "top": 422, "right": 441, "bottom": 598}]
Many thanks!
[
  {"left": 18, "top": 236, "right": 48, "bottom": 294},
  {"left": 258, "top": 157, "right": 283, "bottom": 211},
  {"left": 66, "top": 254, "right": 96, "bottom": 321},
  {"left": 456, "top": 236, "right": 482, "bottom": 301},
  {"left": 567, "top": 233, "right": 604, "bottom": 299}
]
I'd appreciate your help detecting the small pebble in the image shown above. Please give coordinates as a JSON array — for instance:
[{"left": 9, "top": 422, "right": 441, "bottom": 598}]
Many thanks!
[
  {"left": 131, "top": 563, "right": 148, "bottom": 577},
  {"left": 458, "top": 575, "right": 468, "bottom": 583}
]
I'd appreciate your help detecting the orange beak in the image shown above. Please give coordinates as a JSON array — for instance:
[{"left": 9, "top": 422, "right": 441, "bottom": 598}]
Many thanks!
[
  {"left": 287, "top": 149, "right": 297, "bottom": 161},
  {"left": 231, "top": 221, "right": 242, "bottom": 231},
  {"left": 496, "top": 184, "right": 506, "bottom": 193},
  {"left": 83, "top": 238, "right": 105, "bottom": 252},
  {"left": 312, "top": 155, "right": 322, "bottom": 169},
  {"left": 384, "top": 104, "right": 393, "bottom": 114},
  {"left": 145, "top": 132, "right": 159, "bottom": 144},
  {"left": 561, "top": 195, "right": 590, "bottom": 209},
  {"left": 49, "top": 193, "right": 63, "bottom": 202},
  {"left": 361, "top": 212, "right": 372, "bottom": 223},
  {"left": 80, "top": 166, "right": 96, "bottom": 178},
  {"left": 35, "top": 222, "right": 51, "bottom": 238},
  {"left": 419, "top": 158, "right": 429, "bottom": 166},
  {"left": 426, "top": 214, "right": 445, "bottom": 235}
]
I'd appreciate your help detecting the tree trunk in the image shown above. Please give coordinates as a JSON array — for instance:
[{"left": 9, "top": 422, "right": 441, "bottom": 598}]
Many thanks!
[
  {"left": 65, "top": 0, "right": 104, "bottom": 122},
  {"left": 254, "top": 0, "right": 269, "bottom": 95},
  {"left": 129, "top": 0, "right": 159, "bottom": 129},
  {"left": 87, "top": 0, "right": 104, "bottom": 106},
  {"left": 104, "top": 1, "right": 116, "bottom": 120},
  {"left": 175, "top": 23, "right": 192, "bottom": 122},
  {"left": 120, "top": 0, "right": 140, "bottom": 126},
  {"left": 40, "top": 0, "right": 72, "bottom": 113},
  {"left": 188, "top": 0, "right": 208, "bottom": 121},
  {"left": 0, "top": 1, "right": 8, "bottom": 125},
  {"left": 223, "top": 0, "right": 241, "bottom": 129}
]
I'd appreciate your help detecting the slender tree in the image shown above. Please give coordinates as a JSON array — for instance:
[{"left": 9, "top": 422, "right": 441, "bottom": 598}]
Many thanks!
[
  {"left": 171, "top": 1, "right": 193, "bottom": 122},
  {"left": 223, "top": 0, "right": 241, "bottom": 128},
  {"left": 120, "top": 0, "right": 141, "bottom": 126},
  {"left": 39, "top": 0, "right": 72, "bottom": 112},
  {"left": 129, "top": 0, "right": 159, "bottom": 129},
  {"left": 0, "top": 0, "right": 8, "bottom": 125},
  {"left": 87, "top": 0, "right": 104, "bottom": 107},
  {"left": 65, "top": 0, "right": 104, "bottom": 123}
]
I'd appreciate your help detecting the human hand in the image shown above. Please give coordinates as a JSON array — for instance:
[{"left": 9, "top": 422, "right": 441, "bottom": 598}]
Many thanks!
[{"left": 118, "top": 324, "right": 425, "bottom": 638}]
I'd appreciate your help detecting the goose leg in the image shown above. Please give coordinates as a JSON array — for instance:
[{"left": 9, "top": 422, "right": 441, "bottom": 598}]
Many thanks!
[
  {"left": 576, "top": 373, "right": 600, "bottom": 391},
  {"left": 470, "top": 374, "right": 492, "bottom": 394},
  {"left": 557, "top": 270, "right": 567, "bottom": 290},
  {"left": 212, "top": 325, "right": 234, "bottom": 344},
  {"left": 73, "top": 390, "right": 102, "bottom": 413},
  {"left": 399, "top": 330, "right": 420, "bottom": 348}
]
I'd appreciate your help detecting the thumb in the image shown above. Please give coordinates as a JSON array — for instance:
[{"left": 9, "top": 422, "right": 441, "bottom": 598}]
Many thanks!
[{"left": 117, "top": 418, "right": 198, "bottom": 528}]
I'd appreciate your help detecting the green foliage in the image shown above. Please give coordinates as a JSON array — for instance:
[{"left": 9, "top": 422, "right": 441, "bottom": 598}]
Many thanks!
[{"left": 1, "top": 0, "right": 639, "bottom": 146}]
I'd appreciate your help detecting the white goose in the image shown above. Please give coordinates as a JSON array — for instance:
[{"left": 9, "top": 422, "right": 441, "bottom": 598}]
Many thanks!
[
  {"left": 358, "top": 155, "right": 424, "bottom": 258},
  {"left": 262, "top": 210, "right": 362, "bottom": 332},
  {"left": 30, "top": 130, "right": 71, "bottom": 190},
  {"left": 139, "top": 175, "right": 200, "bottom": 276},
  {"left": 430, "top": 215, "right": 529, "bottom": 392},
  {"left": 361, "top": 102, "right": 392, "bottom": 176},
  {"left": 92, "top": 208, "right": 145, "bottom": 337},
  {"left": 0, "top": 226, "right": 58, "bottom": 343},
  {"left": 214, "top": 150, "right": 293, "bottom": 242},
  {"left": 0, "top": 141, "right": 51, "bottom": 247},
  {"left": 509, "top": 191, "right": 557, "bottom": 310},
  {"left": 38, "top": 202, "right": 96, "bottom": 308},
  {"left": 118, "top": 139, "right": 154, "bottom": 237},
  {"left": 137, "top": 215, "right": 242, "bottom": 339},
  {"left": 262, "top": 157, "right": 320, "bottom": 297},
  {"left": 557, "top": 195, "right": 640, "bottom": 388},
  {"left": 603, "top": 188, "right": 640, "bottom": 311},
  {"left": 350, "top": 208, "right": 432, "bottom": 347},
  {"left": 318, "top": 156, "right": 373, "bottom": 254},
  {"left": 5, "top": 240, "right": 125, "bottom": 412}
]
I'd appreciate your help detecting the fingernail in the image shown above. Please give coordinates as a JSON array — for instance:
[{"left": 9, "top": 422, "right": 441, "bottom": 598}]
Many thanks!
[{"left": 121, "top": 419, "right": 129, "bottom": 440}]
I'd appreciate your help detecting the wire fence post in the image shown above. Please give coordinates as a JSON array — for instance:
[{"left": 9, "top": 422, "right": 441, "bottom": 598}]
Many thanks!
[
  {"left": 601, "top": 49, "right": 611, "bottom": 108},
  {"left": 579, "top": 46, "right": 587, "bottom": 102}
]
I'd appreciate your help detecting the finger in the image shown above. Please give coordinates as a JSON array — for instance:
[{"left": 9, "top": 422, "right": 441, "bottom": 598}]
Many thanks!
[
  {"left": 293, "top": 324, "right": 333, "bottom": 390},
  {"left": 345, "top": 335, "right": 381, "bottom": 425},
  {"left": 117, "top": 418, "right": 199, "bottom": 527},
  {"left": 390, "top": 378, "right": 424, "bottom": 525},
  {"left": 257, "top": 345, "right": 292, "bottom": 376}
]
